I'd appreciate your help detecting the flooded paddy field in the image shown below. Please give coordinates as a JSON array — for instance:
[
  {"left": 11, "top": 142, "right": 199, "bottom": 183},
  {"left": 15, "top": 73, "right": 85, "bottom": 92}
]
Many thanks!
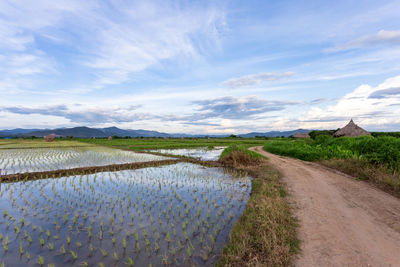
[
  {"left": 0, "top": 147, "right": 169, "bottom": 175},
  {"left": 0, "top": 162, "right": 251, "bottom": 266},
  {"left": 148, "top": 147, "right": 226, "bottom": 161}
]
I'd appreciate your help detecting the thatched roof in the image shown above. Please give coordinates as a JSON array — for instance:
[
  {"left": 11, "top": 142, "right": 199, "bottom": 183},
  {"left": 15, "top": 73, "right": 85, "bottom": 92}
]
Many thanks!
[
  {"left": 294, "top": 132, "right": 310, "bottom": 138},
  {"left": 333, "top": 119, "right": 370, "bottom": 137},
  {"left": 44, "top": 133, "right": 56, "bottom": 142}
]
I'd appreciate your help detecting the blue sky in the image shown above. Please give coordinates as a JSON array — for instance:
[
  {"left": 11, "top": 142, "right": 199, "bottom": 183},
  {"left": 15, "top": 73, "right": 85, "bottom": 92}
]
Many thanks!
[{"left": 1, "top": 0, "right": 400, "bottom": 133}]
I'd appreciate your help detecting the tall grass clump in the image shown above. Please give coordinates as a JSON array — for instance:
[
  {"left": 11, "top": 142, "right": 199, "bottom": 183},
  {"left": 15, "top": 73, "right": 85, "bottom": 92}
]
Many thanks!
[{"left": 219, "top": 145, "right": 264, "bottom": 167}]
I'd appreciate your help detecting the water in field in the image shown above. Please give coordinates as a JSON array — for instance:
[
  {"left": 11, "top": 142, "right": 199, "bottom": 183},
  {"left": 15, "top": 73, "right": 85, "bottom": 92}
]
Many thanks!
[
  {"left": 149, "top": 147, "right": 226, "bottom": 161},
  {"left": 0, "top": 147, "right": 169, "bottom": 175},
  {"left": 0, "top": 163, "right": 251, "bottom": 266}
]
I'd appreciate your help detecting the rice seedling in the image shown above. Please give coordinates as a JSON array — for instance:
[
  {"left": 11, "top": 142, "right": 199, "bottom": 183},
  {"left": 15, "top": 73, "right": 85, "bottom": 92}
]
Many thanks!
[
  {"left": 113, "top": 252, "right": 119, "bottom": 261},
  {"left": 70, "top": 250, "right": 78, "bottom": 260},
  {"left": 0, "top": 146, "right": 169, "bottom": 175},
  {"left": 0, "top": 155, "right": 251, "bottom": 266},
  {"left": 125, "top": 257, "right": 134, "bottom": 266},
  {"left": 38, "top": 255, "right": 44, "bottom": 266}
]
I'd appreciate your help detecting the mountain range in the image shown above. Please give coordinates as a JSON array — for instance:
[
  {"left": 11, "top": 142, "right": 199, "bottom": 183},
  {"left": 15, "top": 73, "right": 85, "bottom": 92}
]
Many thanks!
[{"left": 0, "top": 126, "right": 312, "bottom": 138}]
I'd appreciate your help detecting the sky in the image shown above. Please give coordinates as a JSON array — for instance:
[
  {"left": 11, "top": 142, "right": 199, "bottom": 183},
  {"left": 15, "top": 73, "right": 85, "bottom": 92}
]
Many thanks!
[{"left": 1, "top": 0, "right": 400, "bottom": 134}]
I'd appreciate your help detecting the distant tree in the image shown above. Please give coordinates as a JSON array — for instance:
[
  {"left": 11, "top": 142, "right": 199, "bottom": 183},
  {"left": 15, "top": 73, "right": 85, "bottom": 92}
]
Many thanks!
[
  {"left": 229, "top": 134, "right": 237, "bottom": 138},
  {"left": 309, "top": 130, "right": 336, "bottom": 139},
  {"left": 371, "top": 132, "right": 400, "bottom": 138}
]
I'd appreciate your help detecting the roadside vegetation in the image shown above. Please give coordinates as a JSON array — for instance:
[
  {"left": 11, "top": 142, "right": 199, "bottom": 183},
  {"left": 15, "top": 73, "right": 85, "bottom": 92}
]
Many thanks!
[
  {"left": 264, "top": 136, "right": 400, "bottom": 194},
  {"left": 218, "top": 145, "right": 299, "bottom": 266}
]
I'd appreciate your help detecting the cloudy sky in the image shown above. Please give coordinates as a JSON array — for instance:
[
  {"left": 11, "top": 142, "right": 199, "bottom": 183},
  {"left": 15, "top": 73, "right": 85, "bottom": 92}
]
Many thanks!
[{"left": 1, "top": 0, "right": 400, "bottom": 133}]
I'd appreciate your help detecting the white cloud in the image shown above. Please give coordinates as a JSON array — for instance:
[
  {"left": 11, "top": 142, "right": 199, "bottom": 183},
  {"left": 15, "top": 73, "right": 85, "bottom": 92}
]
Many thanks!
[
  {"left": 271, "top": 75, "right": 400, "bottom": 130},
  {"left": 327, "top": 30, "right": 400, "bottom": 52},
  {"left": 223, "top": 72, "right": 294, "bottom": 88}
]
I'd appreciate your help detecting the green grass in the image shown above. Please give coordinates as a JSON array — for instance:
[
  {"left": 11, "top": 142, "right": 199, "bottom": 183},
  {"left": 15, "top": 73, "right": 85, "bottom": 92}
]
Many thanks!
[
  {"left": 264, "top": 135, "right": 400, "bottom": 171},
  {"left": 0, "top": 139, "right": 94, "bottom": 149},
  {"left": 79, "top": 138, "right": 268, "bottom": 150},
  {"left": 220, "top": 144, "right": 264, "bottom": 160},
  {"left": 217, "top": 148, "right": 299, "bottom": 266}
]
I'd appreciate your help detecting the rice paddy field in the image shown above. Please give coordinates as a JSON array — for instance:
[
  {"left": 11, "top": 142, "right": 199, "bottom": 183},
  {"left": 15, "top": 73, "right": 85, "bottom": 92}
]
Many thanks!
[
  {"left": 0, "top": 140, "right": 253, "bottom": 266},
  {"left": 148, "top": 147, "right": 226, "bottom": 161},
  {"left": 0, "top": 147, "right": 169, "bottom": 175}
]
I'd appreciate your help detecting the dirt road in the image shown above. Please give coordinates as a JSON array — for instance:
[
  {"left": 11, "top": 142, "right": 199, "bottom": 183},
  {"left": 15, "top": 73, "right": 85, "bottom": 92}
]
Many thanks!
[{"left": 250, "top": 146, "right": 400, "bottom": 267}]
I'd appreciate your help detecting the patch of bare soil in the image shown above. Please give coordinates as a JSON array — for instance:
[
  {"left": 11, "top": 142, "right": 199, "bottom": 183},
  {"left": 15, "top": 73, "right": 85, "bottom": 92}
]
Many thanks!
[{"left": 250, "top": 146, "right": 400, "bottom": 267}]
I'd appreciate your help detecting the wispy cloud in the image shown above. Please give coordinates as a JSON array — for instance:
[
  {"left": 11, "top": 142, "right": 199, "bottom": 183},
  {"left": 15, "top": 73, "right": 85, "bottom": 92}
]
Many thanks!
[
  {"left": 0, "top": 0, "right": 227, "bottom": 92},
  {"left": 327, "top": 30, "right": 400, "bottom": 52},
  {"left": 0, "top": 104, "right": 150, "bottom": 124},
  {"left": 81, "top": 1, "right": 227, "bottom": 88},
  {"left": 191, "top": 96, "right": 299, "bottom": 120},
  {"left": 368, "top": 87, "right": 400, "bottom": 99},
  {"left": 223, "top": 72, "right": 294, "bottom": 88}
]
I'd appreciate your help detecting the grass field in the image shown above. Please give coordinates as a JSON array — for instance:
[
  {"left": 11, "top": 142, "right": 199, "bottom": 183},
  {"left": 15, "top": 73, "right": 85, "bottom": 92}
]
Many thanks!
[
  {"left": 80, "top": 137, "right": 268, "bottom": 150},
  {"left": 0, "top": 139, "right": 93, "bottom": 149}
]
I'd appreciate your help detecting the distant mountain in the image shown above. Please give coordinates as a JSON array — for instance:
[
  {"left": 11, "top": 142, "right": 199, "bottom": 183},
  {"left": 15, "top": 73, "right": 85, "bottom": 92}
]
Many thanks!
[
  {"left": 0, "top": 128, "right": 44, "bottom": 135},
  {"left": 239, "top": 129, "right": 312, "bottom": 138},
  {"left": 0, "top": 126, "right": 313, "bottom": 138},
  {"left": 98, "top": 127, "right": 170, "bottom": 138},
  {"left": 0, "top": 126, "right": 174, "bottom": 138},
  {"left": 26, "top": 127, "right": 107, "bottom": 138}
]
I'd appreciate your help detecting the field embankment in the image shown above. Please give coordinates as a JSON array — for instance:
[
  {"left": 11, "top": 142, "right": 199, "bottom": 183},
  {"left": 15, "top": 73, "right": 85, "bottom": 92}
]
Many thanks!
[
  {"left": 263, "top": 136, "right": 400, "bottom": 194},
  {"left": 251, "top": 147, "right": 400, "bottom": 266},
  {"left": 217, "top": 145, "right": 299, "bottom": 266}
]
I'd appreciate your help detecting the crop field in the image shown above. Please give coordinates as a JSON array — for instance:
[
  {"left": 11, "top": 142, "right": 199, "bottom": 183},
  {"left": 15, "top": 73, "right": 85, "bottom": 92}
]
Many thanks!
[
  {"left": 0, "top": 140, "right": 92, "bottom": 149},
  {"left": 264, "top": 135, "right": 400, "bottom": 193},
  {"left": 264, "top": 135, "right": 400, "bottom": 171},
  {"left": 0, "top": 140, "right": 259, "bottom": 266},
  {"left": 0, "top": 163, "right": 250, "bottom": 266},
  {"left": 0, "top": 147, "right": 169, "bottom": 175},
  {"left": 80, "top": 138, "right": 268, "bottom": 150},
  {"left": 148, "top": 147, "right": 226, "bottom": 161}
]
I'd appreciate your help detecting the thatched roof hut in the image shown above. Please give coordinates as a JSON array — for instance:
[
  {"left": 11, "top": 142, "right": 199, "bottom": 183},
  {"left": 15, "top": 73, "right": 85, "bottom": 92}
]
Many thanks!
[
  {"left": 44, "top": 133, "right": 56, "bottom": 142},
  {"left": 333, "top": 119, "right": 370, "bottom": 137},
  {"left": 293, "top": 132, "right": 310, "bottom": 138}
]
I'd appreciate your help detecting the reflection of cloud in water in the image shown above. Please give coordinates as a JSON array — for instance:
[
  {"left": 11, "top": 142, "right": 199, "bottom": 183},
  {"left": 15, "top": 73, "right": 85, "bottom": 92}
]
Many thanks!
[
  {"left": 149, "top": 147, "right": 226, "bottom": 160},
  {"left": 116, "top": 163, "right": 252, "bottom": 201}
]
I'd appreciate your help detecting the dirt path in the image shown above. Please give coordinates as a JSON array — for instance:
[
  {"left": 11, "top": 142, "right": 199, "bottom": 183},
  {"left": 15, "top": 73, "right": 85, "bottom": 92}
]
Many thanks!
[{"left": 250, "top": 146, "right": 400, "bottom": 267}]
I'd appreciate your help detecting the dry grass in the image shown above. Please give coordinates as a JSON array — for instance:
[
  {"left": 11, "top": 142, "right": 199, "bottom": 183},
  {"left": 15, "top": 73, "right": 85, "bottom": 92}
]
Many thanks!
[
  {"left": 217, "top": 151, "right": 299, "bottom": 266},
  {"left": 219, "top": 145, "right": 264, "bottom": 167},
  {"left": 321, "top": 159, "right": 400, "bottom": 197}
]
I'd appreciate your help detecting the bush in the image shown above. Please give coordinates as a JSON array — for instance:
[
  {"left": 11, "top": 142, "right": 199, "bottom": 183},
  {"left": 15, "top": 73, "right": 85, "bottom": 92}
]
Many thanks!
[
  {"left": 219, "top": 145, "right": 264, "bottom": 167},
  {"left": 308, "top": 130, "right": 336, "bottom": 139}
]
